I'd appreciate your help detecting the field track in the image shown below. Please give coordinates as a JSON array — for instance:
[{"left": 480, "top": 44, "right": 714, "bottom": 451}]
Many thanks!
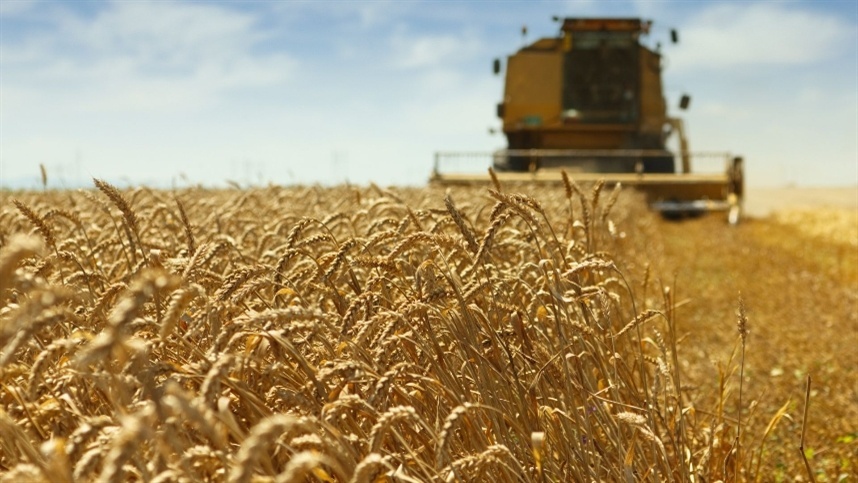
[{"left": 653, "top": 203, "right": 857, "bottom": 480}]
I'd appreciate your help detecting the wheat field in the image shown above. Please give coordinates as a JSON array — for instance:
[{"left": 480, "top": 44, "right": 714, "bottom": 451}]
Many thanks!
[{"left": 0, "top": 179, "right": 853, "bottom": 482}]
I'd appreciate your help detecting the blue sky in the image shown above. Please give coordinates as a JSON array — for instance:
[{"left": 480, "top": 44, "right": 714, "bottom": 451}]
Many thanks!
[{"left": 1, "top": 0, "right": 856, "bottom": 188}]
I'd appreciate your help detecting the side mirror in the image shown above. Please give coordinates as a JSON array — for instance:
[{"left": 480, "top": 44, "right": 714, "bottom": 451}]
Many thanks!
[
  {"left": 679, "top": 94, "right": 691, "bottom": 110},
  {"left": 671, "top": 29, "right": 679, "bottom": 44},
  {"left": 493, "top": 58, "right": 501, "bottom": 75}
]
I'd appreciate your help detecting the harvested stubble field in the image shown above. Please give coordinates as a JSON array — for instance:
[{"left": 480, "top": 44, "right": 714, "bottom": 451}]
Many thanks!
[{"left": 0, "top": 179, "right": 855, "bottom": 482}]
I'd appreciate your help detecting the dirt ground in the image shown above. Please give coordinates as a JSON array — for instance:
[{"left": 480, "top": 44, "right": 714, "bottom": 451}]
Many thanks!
[{"left": 651, "top": 185, "right": 857, "bottom": 480}]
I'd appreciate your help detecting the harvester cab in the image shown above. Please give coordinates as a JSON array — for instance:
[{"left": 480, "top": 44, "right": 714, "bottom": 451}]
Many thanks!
[{"left": 431, "top": 17, "right": 744, "bottom": 224}]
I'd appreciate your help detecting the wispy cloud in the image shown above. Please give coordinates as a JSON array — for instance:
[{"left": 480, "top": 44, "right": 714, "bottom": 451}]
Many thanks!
[
  {"left": 670, "top": 2, "right": 856, "bottom": 70},
  {"left": 3, "top": 1, "right": 296, "bottom": 113},
  {"left": 0, "top": 0, "right": 37, "bottom": 17},
  {"left": 267, "top": 0, "right": 410, "bottom": 30},
  {"left": 388, "top": 26, "right": 484, "bottom": 70}
]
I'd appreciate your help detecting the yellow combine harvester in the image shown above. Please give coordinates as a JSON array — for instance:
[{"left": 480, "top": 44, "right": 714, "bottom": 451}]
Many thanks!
[{"left": 431, "top": 17, "right": 744, "bottom": 223}]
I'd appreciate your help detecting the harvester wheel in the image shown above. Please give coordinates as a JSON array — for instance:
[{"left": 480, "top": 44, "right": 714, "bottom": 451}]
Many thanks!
[{"left": 727, "top": 193, "right": 741, "bottom": 225}]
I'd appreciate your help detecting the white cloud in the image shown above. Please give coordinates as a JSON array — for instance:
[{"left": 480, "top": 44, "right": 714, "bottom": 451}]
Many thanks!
[
  {"left": 350, "top": 0, "right": 408, "bottom": 29},
  {"left": 3, "top": 1, "right": 296, "bottom": 113},
  {"left": 65, "top": 2, "right": 258, "bottom": 58},
  {"left": 389, "top": 28, "right": 483, "bottom": 70},
  {"left": 670, "top": 2, "right": 855, "bottom": 70},
  {"left": 268, "top": 0, "right": 410, "bottom": 30},
  {"left": 0, "top": 0, "right": 37, "bottom": 17}
]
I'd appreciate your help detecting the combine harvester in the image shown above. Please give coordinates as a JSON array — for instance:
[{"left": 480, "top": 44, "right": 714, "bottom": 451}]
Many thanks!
[{"left": 431, "top": 17, "right": 744, "bottom": 223}]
